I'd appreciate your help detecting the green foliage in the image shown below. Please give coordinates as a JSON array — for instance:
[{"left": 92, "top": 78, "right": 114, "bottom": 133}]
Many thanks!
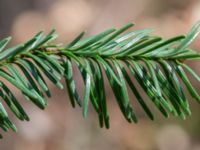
[{"left": 0, "top": 21, "right": 200, "bottom": 138}]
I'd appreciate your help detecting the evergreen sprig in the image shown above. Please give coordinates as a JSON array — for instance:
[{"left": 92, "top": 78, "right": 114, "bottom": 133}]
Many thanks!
[{"left": 0, "top": 21, "right": 200, "bottom": 138}]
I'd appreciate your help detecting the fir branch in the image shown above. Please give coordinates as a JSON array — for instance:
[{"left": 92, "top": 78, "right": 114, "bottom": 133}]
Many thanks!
[{"left": 0, "top": 21, "right": 200, "bottom": 138}]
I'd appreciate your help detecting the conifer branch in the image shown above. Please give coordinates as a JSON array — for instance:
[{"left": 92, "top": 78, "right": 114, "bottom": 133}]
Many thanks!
[{"left": 0, "top": 22, "right": 199, "bottom": 138}]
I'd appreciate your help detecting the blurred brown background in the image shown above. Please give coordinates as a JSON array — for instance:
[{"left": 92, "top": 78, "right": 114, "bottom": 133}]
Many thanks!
[{"left": 0, "top": 0, "right": 200, "bottom": 150}]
